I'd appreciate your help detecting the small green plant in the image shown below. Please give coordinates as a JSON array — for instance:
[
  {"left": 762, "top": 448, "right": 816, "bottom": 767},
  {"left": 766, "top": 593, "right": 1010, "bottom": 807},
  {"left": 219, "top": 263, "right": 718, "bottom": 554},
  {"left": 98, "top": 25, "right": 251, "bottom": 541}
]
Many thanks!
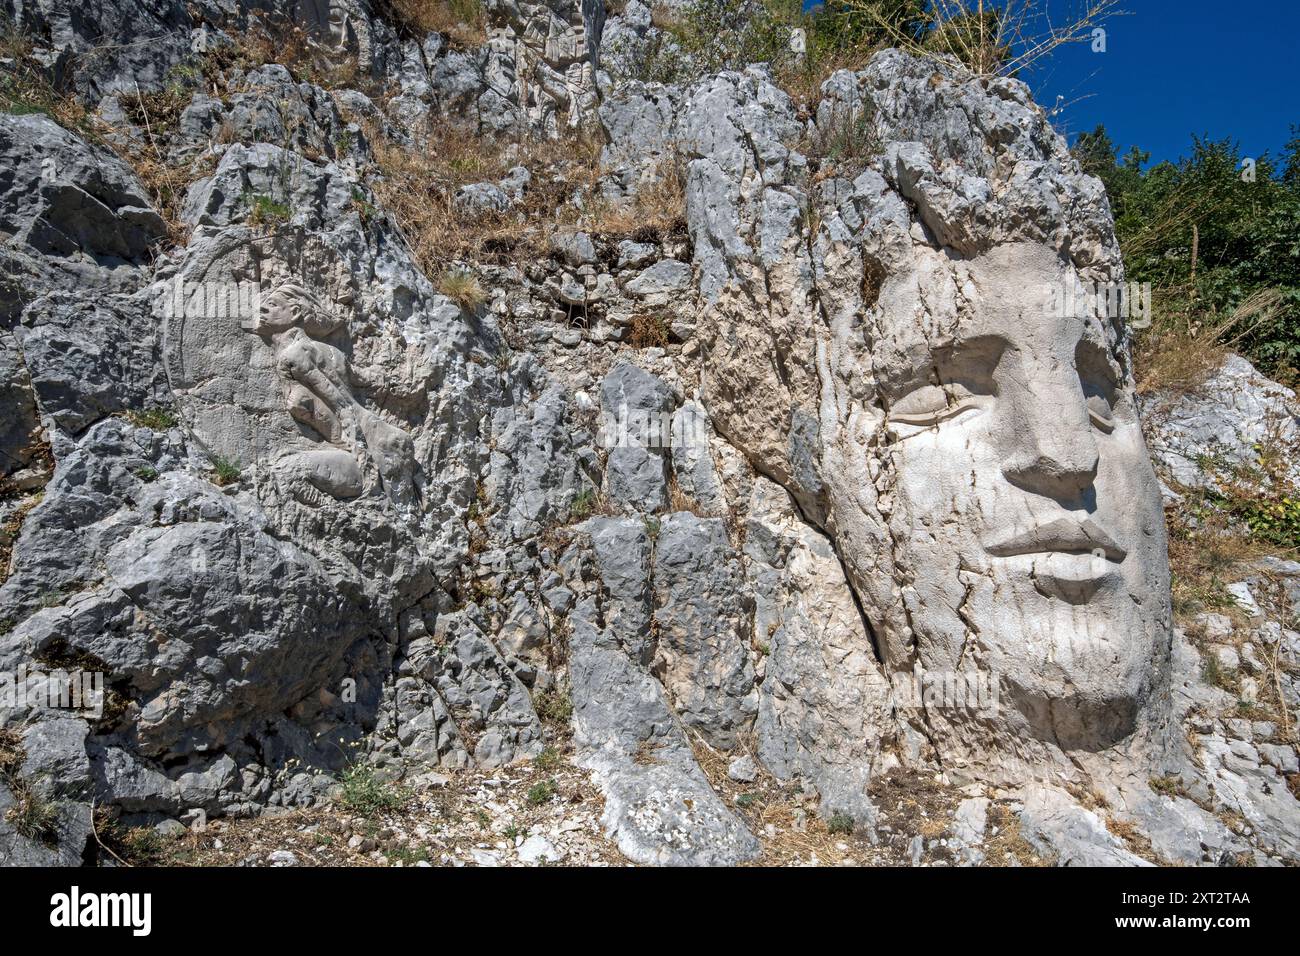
[
  {"left": 569, "top": 488, "right": 596, "bottom": 522},
  {"left": 135, "top": 466, "right": 158, "bottom": 483},
  {"left": 126, "top": 406, "right": 179, "bottom": 430},
  {"left": 350, "top": 186, "right": 376, "bottom": 223},
  {"left": 826, "top": 811, "right": 855, "bottom": 835},
  {"left": 247, "top": 193, "right": 291, "bottom": 227},
  {"left": 503, "top": 822, "right": 524, "bottom": 841},
  {"left": 1149, "top": 775, "right": 1185, "bottom": 798},
  {"left": 526, "top": 779, "right": 557, "bottom": 806},
  {"left": 475, "top": 809, "right": 491, "bottom": 828},
  {"left": 1201, "top": 653, "right": 1239, "bottom": 693},
  {"left": 210, "top": 456, "right": 241, "bottom": 486},
  {"left": 735, "top": 793, "right": 759, "bottom": 809},
  {"left": 643, "top": 515, "right": 661, "bottom": 541},
  {"left": 534, "top": 746, "right": 561, "bottom": 772},
  {"left": 534, "top": 687, "right": 573, "bottom": 727},
  {"left": 1237, "top": 494, "right": 1300, "bottom": 549},
  {"left": 385, "top": 843, "right": 429, "bottom": 865},
  {"left": 339, "top": 763, "right": 403, "bottom": 816},
  {"left": 438, "top": 269, "right": 487, "bottom": 311}
]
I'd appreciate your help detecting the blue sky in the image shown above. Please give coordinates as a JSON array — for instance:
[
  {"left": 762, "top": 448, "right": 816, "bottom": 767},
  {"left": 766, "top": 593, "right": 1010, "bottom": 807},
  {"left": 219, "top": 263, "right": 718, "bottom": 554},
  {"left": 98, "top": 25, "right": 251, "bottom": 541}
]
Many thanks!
[
  {"left": 803, "top": 1, "right": 1298, "bottom": 169},
  {"left": 1026, "top": 0, "right": 1298, "bottom": 168}
]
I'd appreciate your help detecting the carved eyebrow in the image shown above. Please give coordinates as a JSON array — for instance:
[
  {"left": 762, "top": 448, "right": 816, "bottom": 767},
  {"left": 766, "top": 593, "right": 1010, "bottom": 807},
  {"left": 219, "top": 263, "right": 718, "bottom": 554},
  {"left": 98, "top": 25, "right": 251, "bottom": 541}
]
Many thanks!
[
  {"left": 1074, "top": 336, "right": 1120, "bottom": 386},
  {"left": 901, "top": 335, "right": 1006, "bottom": 394}
]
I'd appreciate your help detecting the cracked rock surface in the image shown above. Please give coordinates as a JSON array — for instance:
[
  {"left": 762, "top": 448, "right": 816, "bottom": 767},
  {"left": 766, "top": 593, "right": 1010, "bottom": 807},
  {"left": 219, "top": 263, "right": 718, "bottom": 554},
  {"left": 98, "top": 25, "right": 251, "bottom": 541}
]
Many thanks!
[{"left": 1, "top": 0, "right": 1297, "bottom": 867}]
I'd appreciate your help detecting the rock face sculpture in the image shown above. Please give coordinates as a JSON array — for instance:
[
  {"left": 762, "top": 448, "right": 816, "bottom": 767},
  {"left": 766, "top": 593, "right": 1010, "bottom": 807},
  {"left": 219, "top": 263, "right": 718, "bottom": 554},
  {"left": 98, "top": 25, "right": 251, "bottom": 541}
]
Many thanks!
[
  {"left": 486, "top": 0, "right": 604, "bottom": 134},
  {"left": 682, "top": 53, "right": 1173, "bottom": 783},
  {"left": 2, "top": 0, "right": 1298, "bottom": 868},
  {"left": 245, "top": 282, "right": 413, "bottom": 500}
]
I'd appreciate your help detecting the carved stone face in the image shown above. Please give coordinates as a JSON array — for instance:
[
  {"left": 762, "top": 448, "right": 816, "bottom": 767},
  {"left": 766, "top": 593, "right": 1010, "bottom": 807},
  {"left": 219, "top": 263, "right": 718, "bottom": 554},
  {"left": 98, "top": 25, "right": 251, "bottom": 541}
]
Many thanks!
[{"left": 860, "top": 242, "right": 1170, "bottom": 749}]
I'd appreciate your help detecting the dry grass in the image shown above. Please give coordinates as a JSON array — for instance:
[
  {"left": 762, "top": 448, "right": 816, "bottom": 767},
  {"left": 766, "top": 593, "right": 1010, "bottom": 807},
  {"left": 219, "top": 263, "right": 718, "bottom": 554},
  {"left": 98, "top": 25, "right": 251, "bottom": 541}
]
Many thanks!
[
  {"left": 842, "top": 0, "right": 1123, "bottom": 78},
  {"left": 437, "top": 269, "right": 487, "bottom": 310},
  {"left": 1106, "top": 815, "right": 1160, "bottom": 862},
  {"left": 201, "top": 14, "right": 368, "bottom": 92},
  {"left": 626, "top": 312, "right": 670, "bottom": 349},
  {"left": 1166, "top": 511, "right": 1264, "bottom": 619},
  {"left": 0, "top": 727, "right": 60, "bottom": 845},
  {"left": 1136, "top": 287, "right": 1288, "bottom": 396},
  {"left": 983, "top": 801, "right": 1053, "bottom": 866},
  {"left": 0, "top": 491, "right": 42, "bottom": 586},
  {"left": 367, "top": 122, "right": 603, "bottom": 269},
  {"left": 582, "top": 156, "right": 688, "bottom": 242},
  {"left": 379, "top": 0, "right": 487, "bottom": 49},
  {"left": 134, "top": 755, "right": 623, "bottom": 867},
  {"left": 668, "top": 480, "right": 713, "bottom": 518},
  {"left": 0, "top": 24, "right": 89, "bottom": 129}
]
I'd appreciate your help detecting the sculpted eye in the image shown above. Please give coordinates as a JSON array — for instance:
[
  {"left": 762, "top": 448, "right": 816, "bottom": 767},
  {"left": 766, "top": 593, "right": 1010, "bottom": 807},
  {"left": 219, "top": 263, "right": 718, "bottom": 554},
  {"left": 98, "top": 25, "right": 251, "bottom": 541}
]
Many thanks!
[
  {"left": 888, "top": 383, "right": 984, "bottom": 428},
  {"left": 1075, "top": 338, "right": 1122, "bottom": 433},
  {"left": 1085, "top": 393, "right": 1115, "bottom": 432}
]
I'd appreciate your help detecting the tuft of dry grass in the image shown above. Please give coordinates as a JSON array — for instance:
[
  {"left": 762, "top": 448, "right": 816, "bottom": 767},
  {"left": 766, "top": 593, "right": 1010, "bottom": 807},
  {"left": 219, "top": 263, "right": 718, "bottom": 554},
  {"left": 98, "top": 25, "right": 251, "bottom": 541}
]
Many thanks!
[
  {"left": 626, "top": 312, "right": 670, "bottom": 349},
  {"left": 0, "top": 727, "right": 60, "bottom": 845},
  {"left": 379, "top": 0, "right": 488, "bottom": 49},
  {"left": 438, "top": 269, "right": 488, "bottom": 311},
  {"left": 582, "top": 156, "right": 687, "bottom": 241},
  {"left": 842, "top": 0, "right": 1122, "bottom": 78},
  {"left": 367, "top": 122, "right": 602, "bottom": 269},
  {"left": 1136, "top": 287, "right": 1287, "bottom": 396}
]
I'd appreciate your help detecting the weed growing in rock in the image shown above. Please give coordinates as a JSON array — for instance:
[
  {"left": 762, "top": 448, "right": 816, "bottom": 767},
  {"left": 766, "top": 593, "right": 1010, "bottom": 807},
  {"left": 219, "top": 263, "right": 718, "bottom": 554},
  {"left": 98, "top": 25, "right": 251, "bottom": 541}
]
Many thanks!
[
  {"left": 210, "top": 456, "right": 242, "bottom": 486},
  {"left": 339, "top": 763, "right": 404, "bottom": 817},
  {"left": 526, "top": 779, "right": 557, "bottom": 806},
  {"left": 439, "top": 269, "right": 488, "bottom": 311},
  {"left": 127, "top": 405, "right": 179, "bottom": 430}
]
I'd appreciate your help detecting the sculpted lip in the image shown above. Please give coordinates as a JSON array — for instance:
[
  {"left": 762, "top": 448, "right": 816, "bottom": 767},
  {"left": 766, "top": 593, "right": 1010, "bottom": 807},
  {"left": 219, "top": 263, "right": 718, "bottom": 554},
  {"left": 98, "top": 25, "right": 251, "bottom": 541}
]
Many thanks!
[{"left": 984, "top": 517, "right": 1127, "bottom": 563}]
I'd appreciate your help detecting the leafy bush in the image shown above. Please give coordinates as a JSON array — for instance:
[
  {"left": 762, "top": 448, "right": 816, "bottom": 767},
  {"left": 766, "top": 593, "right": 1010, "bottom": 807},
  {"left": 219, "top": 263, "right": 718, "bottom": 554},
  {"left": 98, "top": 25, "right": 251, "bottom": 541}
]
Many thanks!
[
  {"left": 210, "top": 456, "right": 241, "bottom": 486},
  {"left": 1074, "top": 126, "right": 1300, "bottom": 380},
  {"left": 340, "top": 763, "right": 404, "bottom": 816},
  {"left": 526, "top": 778, "right": 558, "bottom": 806}
]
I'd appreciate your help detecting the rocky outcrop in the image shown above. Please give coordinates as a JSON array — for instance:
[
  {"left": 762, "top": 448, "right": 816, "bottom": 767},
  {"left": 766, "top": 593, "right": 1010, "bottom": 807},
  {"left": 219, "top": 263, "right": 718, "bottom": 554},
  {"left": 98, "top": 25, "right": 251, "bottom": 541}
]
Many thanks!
[{"left": 1, "top": 0, "right": 1297, "bottom": 868}]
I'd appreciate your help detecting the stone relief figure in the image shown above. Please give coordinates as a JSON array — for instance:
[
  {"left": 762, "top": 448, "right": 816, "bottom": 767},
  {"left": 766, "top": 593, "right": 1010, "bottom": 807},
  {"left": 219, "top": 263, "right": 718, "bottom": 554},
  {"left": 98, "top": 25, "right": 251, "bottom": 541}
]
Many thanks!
[
  {"left": 830, "top": 241, "right": 1171, "bottom": 765},
  {"left": 295, "top": 0, "right": 360, "bottom": 54},
  {"left": 491, "top": 0, "right": 602, "bottom": 134},
  {"left": 690, "top": 59, "right": 1175, "bottom": 787},
  {"left": 246, "top": 282, "right": 415, "bottom": 501}
]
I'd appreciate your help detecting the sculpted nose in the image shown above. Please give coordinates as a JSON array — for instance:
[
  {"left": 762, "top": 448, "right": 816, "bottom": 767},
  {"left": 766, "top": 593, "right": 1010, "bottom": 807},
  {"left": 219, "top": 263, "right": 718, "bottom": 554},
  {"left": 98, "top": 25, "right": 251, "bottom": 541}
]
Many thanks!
[{"left": 1000, "top": 377, "right": 1099, "bottom": 500}]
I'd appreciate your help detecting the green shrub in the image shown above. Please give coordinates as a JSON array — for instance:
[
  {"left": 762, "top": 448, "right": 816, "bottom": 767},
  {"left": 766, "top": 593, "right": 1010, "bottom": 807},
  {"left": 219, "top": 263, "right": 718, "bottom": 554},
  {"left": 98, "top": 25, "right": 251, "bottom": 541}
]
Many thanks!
[
  {"left": 339, "top": 763, "right": 403, "bottom": 816},
  {"left": 247, "top": 194, "right": 291, "bottom": 227},
  {"left": 210, "top": 456, "right": 241, "bottom": 486},
  {"left": 127, "top": 406, "right": 179, "bottom": 430},
  {"left": 526, "top": 779, "right": 558, "bottom": 806},
  {"left": 826, "top": 810, "right": 855, "bottom": 835}
]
